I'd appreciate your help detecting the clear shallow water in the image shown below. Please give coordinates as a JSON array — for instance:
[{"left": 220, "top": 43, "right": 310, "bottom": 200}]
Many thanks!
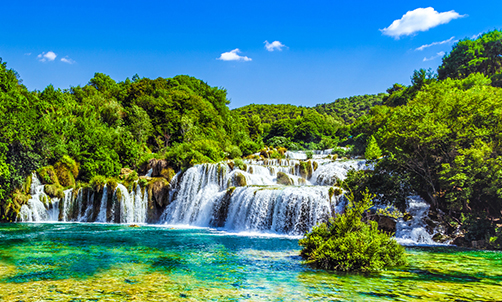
[{"left": 1, "top": 223, "right": 501, "bottom": 301}]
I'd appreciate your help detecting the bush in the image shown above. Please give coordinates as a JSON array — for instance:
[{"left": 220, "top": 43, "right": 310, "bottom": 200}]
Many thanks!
[
  {"left": 226, "top": 145, "right": 242, "bottom": 159},
  {"left": 306, "top": 151, "right": 313, "bottom": 159},
  {"left": 299, "top": 190, "right": 407, "bottom": 272}
]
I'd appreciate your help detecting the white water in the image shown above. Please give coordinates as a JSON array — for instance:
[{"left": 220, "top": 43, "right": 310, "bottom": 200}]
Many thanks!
[
  {"left": 17, "top": 150, "right": 437, "bottom": 244},
  {"left": 395, "top": 196, "right": 438, "bottom": 246},
  {"left": 18, "top": 173, "right": 60, "bottom": 222}
]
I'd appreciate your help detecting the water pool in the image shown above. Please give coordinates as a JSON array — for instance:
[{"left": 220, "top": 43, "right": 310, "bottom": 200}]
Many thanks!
[{"left": 1, "top": 223, "right": 501, "bottom": 301}]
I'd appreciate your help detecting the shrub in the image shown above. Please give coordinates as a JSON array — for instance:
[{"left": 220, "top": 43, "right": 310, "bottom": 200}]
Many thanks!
[
  {"left": 37, "top": 166, "right": 59, "bottom": 185},
  {"left": 299, "top": 190, "right": 407, "bottom": 272},
  {"left": 233, "top": 158, "right": 247, "bottom": 171},
  {"left": 306, "top": 151, "right": 313, "bottom": 159},
  {"left": 226, "top": 145, "right": 242, "bottom": 159}
]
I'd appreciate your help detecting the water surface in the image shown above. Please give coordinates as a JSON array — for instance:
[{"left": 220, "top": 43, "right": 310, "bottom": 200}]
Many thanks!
[{"left": 1, "top": 223, "right": 501, "bottom": 301}]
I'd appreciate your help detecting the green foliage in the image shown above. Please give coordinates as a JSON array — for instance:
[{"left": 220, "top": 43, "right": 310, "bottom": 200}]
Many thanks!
[
  {"left": 233, "top": 158, "right": 247, "bottom": 171},
  {"left": 438, "top": 30, "right": 502, "bottom": 83},
  {"left": 364, "top": 135, "right": 381, "bottom": 160},
  {"left": 306, "top": 151, "right": 313, "bottom": 159},
  {"left": 299, "top": 191, "right": 407, "bottom": 271},
  {"left": 225, "top": 145, "right": 242, "bottom": 159}
]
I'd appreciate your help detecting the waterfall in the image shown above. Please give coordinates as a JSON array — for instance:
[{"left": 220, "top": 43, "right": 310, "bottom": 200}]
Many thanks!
[
  {"left": 114, "top": 184, "right": 148, "bottom": 224},
  {"left": 160, "top": 156, "right": 359, "bottom": 235},
  {"left": 18, "top": 173, "right": 60, "bottom": 222},
  {"left": 395, "top": 196, "right": 439, "bottom": 245},
  {"left": 18, "top": 152, "right": 381, "bottom": 236},
  {"left": 95, "top": 185, "right": 108, "bottom": 223}
]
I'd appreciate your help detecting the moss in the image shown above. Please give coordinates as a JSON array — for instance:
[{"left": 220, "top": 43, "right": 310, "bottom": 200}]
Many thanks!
[
  {"left": 227, "top": 186, "right": 236, "bottom": 195},
  {"left": 260, "top": 149, "right": 269, "bottom": 159},
  {"left": 44, "top": 184, "right": 65, "bottom": 199},
  {"left": 248, "top": 167, "right": 253, "bottom": 174},
  {"left": 160, "top": 167, "right": 175, "bottom": 182},
  {"left": 332, "top": 154, "right": 338, "bottom": 160},
  {"left": 90, "top": 175, "right": 107, "bottom": 192},
  {"left": 138, "top": 177, "right": 149, "bottom": 188},
  {"left": 147, "top": 177, "right": 170, "bottom": 207},
  {"left": 299, "top": 161, "right": 313, "bottom": 179},
  {"left": 59, "top": 155, "right": 79, "bottom": 178},
  {"left": 298, "top": 178, "right": 307, "bottom": 185},
  {"left": 37, "top": 166, "right": 59, "bottom": 185},
  {"left": 277, "top": 147, "right": 287, "bottom": 157},
  {"left": 54, "top": 162, "right": 75, "bottom": 188},
  {"left": 227, "top": 161, "right": 235, "bottom": 170},
  {"left": 276, "top": 172, "right": 293, "bottom": 186},
  {"left": 106, "top": 179, "right": 119, "bottom": 193},
  {"left": 329, "top": 187, "right": 343, "bottom": 202},
  {"left": 313, "top": 161, "right": 319, "bottom": 171},
  {"left": 23, "top": 174, "right": 32, "bottom": 194},
  {"left": 235, "top": 172, "right": 247, "bottom": 187}
]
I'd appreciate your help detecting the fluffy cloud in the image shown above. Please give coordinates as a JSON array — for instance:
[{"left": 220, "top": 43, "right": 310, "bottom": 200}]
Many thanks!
[
  {"left": 37, "top": 51, "right": 57, "bottom": 62},
  {"left": 264, "top": 40, "right": 286, "bottom": 51},
  {"left": 61, "top": 56, "right": 76, "bottom": 64},
  {"left": 381, "top": 7, "right": 466, "bottom": 39},
  {"left": 423, "top": 51, "right": 445, "bottom": 62},
  {"left": 416, "top": 36, "right": 455, "bottom": 51},
  {"left": 217, "top": 49, "right": 252, "bottom": 61}
]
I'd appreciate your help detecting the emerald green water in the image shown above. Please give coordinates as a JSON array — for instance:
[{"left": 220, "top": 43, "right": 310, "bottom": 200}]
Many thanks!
[{"left": 0, "top": 223, "right": 501, "bottom": 301}]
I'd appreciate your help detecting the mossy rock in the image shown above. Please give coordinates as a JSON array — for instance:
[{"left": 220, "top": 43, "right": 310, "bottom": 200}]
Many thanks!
[
  {"left": 277, "top": 147, "right": 287, "bottom": 156},
  {"left": 227, "top": 186, "right": 236, "bottom": 195},
  {"left": 227, "top": 161, "right": 235, "bottom": 170},
  {"left": 37, "top": 166, "right": 59, "bottom": 185},
  {"left": 277, "top": 172, "right": 293, "bottom": 186},
  {"left": 297, "top": 178, "right": 307, "bottom": 185},
  {"left": 147, "top": 178, "right": 170, "bottom": 207},
  {"left": 260, "top": 149, "right": 269, "bottom": 158},
  {"left": 54, "top": 162, "right": 75, "bottom": 188},
  {"left": 106, "top": 178, "right": 119, "bottom": 193},
  {"left": 248, "top": 167, "right": 253, "bottom": 174},
  {"left": 234, "top": 172, "right": 247, "bottom": 187},
  {"left": 23, "top": 174, "right": 33, "bottom": 194},
  {"left": 90, "top": 175, "right": 107, "bottom": 192},
  {"left": 299, "top": 161, "right": 313, "bottom": 179},
  {"left": 403, "top": 213, "right": 413, "bottom": 221},
  {"left": 44, "top": 184, "right": 65, "bottom": 199},
  {"left": 313, "top": 161, "right": 319, "bottom": 171}
]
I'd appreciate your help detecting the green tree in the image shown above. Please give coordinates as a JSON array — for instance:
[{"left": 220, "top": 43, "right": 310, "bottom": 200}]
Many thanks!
[
  {"left": 299, "top": 190, "right": 407, "bottom": 271},
  {"left": 365, "top": 135, "right": 381, "bottom": 160}
]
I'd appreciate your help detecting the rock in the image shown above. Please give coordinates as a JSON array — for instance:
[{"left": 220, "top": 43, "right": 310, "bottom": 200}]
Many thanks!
[
  {"left": 148, "top": 158, "right": 169, "bottom": 177},
  {"left": 148, "top": 178, "right": 170, "bottom": 208},
  {"left": 129, "top": 224, "right": 140, "bottom": 228},
  {"left": 403, "top": 213, "right": 413, "bottom": 221},
  {"left": 276, "top": 172, "right": 293, "bottom": 186},
  {"left": 372, "top": 215, "right": 397, "bottom": 234},
  {"left": 452, "top": 235, "right": 467, "bottom": 247}
]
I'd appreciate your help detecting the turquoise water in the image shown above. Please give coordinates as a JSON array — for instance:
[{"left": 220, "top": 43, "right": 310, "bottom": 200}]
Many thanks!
[{"left": 1, "top": 223, "right": 501, "bottom": 301}]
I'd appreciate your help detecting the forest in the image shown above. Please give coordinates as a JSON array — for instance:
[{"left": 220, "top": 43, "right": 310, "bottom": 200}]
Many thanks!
[{"left": 1, "top": 30, "right": 502, "bottom": 248}]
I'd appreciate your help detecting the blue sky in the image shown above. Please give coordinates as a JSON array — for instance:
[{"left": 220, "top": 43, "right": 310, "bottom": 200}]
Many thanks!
[{"left": 1, "top": 1, "right": 501, "bottom": 108}]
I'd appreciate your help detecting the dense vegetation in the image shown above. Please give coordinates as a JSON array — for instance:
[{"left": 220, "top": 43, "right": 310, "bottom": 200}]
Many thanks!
[
  {"left": 233, "top": 94, "right": 385, "bottom": 150},
  {"left": 0, "top": 64, "right": 258, "bottom": 221},
  {"left": 343, "top": 30, "right": 502, "bottom": 248},
  {"left": 300, "top": 191, "right": 407, "bottom": 271}
]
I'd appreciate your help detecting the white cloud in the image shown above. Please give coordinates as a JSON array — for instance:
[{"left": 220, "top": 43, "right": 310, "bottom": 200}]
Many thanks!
[
  {"left": 423, "top": 51, "right": 445, "bottom": 61},
  {"left": 61, "top": 56, "right": 76, "bottom": 64},
  {"left": 416, "top": 36, "right": 455, "bottom": 51},
  {"left": 217, "top": 49, "right": 252, "bottom": 61},
  {"left": 37, "top": 51, "right": 57, "bottom": 62},
  {"left": 381, "top": 7, "right": 466, "bottom": 39},
  {"left": 264, "top": 40, "right": 286, "bottom": 51}
]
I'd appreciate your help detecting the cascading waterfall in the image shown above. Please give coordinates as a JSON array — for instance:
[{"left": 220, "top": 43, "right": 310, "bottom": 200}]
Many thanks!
[
  {"left": 18, "top": 173, "right": 60, "bottom": 222},
  {"left": 16, "top": 150, "right": 438, "bottom": 244},
  {"left": 395, "top": 196, "right": 438, "bottom": 245}
]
